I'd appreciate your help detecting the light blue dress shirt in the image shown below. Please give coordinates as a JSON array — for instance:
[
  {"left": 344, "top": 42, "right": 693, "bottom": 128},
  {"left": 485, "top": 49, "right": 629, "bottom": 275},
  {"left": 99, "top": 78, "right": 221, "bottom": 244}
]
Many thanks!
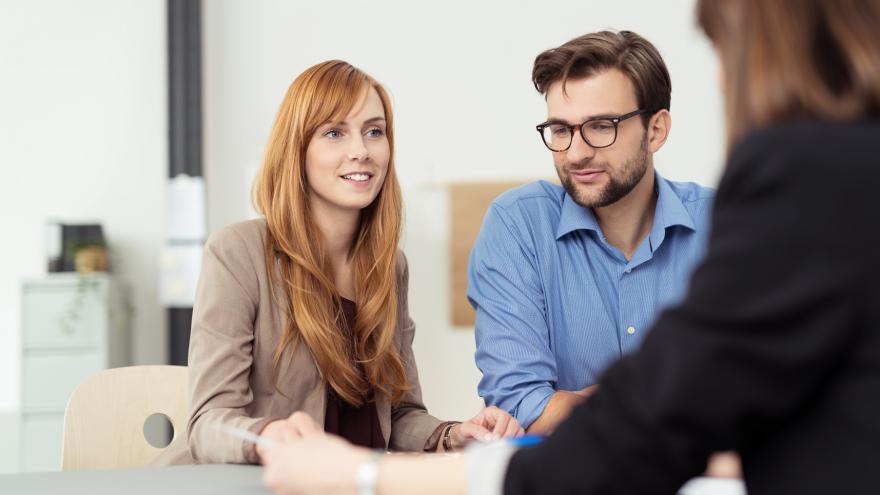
[{"left": 468, "top": 173, "right": 714, "bottom": 428}]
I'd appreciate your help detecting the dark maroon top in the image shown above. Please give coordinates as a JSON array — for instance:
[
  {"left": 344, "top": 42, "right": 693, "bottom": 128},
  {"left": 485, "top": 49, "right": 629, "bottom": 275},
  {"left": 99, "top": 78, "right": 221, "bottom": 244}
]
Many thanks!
[{"left": 323, "top": 298, "right": 386, "bottom": 449}]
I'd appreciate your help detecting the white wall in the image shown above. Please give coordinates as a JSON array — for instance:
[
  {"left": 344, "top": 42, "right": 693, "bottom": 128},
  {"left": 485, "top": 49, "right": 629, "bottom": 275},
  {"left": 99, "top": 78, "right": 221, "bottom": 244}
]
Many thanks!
[
  {"left": 203, "top": 0, "right": 725, "bottom": 420},
  {"left": 0, "top": 1, "right": 725, "bottom": 466},
  {"left": 0, "top": 0, "right": 167, "bottom": 425}
]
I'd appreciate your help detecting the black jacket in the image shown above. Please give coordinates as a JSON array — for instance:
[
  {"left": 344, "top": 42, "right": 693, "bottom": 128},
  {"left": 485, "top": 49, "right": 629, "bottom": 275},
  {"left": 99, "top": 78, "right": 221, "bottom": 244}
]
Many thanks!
[{"left": 504, "top": 119, "right": 880, "bottom": 494}]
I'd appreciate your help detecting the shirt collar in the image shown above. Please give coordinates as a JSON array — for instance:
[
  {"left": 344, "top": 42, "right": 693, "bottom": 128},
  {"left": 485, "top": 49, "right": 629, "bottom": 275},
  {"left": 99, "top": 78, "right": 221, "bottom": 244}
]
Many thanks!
[
  {"left": 555, "top": 171, "right": 696, "bottom": 241},
  {"left": 653, "top": 171, "right": 696, "bottom": 232},
  {"left": 556, "top": 192, "right": 602, "bottom": 240},
  {"left": 646, "top": 171, "right": 696, "bottom": 253}
]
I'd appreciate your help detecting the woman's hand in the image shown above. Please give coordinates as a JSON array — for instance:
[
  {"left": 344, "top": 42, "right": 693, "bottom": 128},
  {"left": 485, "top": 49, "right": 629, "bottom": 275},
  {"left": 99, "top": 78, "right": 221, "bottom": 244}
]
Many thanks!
[
  {"left": 262, "top": 434, "right": 369, "bottom": 495},
  {"left": 258, "top": 411, "right": 323, "bottom": 460},
  {"left": 446, "top": 406, "right": 524, "bottom": 450}
]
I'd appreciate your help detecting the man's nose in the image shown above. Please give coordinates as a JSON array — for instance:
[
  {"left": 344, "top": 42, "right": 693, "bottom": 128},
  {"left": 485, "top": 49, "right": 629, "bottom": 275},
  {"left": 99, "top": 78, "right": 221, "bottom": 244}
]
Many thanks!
[{"left": 565, "top": 130, "right": 597, "bottom": 164}]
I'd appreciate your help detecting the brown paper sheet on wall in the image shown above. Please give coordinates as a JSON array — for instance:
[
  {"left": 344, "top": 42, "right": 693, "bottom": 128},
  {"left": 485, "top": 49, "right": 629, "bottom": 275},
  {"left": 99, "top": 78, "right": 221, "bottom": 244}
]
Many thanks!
[{"left": 449, "top": 181, "right": 536, "bottom": 327}]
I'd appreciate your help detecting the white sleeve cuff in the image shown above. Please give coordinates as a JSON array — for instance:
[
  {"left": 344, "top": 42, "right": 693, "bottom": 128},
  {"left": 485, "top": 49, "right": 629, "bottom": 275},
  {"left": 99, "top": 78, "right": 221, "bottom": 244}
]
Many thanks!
[{"left": 467, "top": 441, "right": 518, "bottom": 495}]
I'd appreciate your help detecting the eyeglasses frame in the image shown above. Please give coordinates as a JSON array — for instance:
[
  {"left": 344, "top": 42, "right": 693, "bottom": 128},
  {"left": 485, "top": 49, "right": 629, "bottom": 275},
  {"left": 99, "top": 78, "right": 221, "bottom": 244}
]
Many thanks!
[{"left": 535, "top": 109, "right": 649, "bottom": 152}]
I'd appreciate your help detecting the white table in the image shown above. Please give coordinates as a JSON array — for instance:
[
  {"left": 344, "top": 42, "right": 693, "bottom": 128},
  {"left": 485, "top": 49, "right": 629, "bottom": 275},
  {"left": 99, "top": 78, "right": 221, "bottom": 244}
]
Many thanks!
[
  {"left": 0, "top": 463, "right": 746, "bottom": 495},
  {"left": 0, "top": 464, "right": 269, "bottom": 495}
]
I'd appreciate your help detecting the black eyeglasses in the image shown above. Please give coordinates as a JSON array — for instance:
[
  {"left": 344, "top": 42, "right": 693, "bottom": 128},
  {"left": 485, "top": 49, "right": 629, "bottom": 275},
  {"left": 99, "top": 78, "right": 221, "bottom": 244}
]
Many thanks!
[{"left": 536, "top": 109, "right": 648, "bottom": 152}]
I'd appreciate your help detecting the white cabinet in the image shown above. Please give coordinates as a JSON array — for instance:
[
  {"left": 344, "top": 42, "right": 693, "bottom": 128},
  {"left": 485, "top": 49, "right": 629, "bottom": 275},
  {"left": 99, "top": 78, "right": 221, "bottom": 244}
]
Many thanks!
[{"left": 19, "top": 274, "right": 129, "bottom": 472}]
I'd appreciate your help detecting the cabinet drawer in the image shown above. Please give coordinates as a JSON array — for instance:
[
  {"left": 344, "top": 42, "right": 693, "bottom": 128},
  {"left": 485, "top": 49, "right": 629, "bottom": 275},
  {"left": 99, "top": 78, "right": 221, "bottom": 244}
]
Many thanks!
[
  {"left": 22, "top": 282, "right": 107, "bottom": 349},
  {"left": 21, "top": 414, "right": 63, "bottom": 472},
  {"left": 22, "top": 351, "right": 104, "bottom": 412}
]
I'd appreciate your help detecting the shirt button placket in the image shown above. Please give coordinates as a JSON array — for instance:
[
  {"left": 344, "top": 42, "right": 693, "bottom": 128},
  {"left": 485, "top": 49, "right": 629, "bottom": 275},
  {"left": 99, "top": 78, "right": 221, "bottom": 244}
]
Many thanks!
[{"left": 619, "top": 264, "right": 641, "bottom": 353}]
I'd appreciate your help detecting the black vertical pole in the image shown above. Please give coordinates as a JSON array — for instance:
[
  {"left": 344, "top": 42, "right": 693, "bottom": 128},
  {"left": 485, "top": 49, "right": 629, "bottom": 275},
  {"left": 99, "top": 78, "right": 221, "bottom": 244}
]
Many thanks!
[{"left": 167, "top": 0, "right": 201, "bottom": 366}]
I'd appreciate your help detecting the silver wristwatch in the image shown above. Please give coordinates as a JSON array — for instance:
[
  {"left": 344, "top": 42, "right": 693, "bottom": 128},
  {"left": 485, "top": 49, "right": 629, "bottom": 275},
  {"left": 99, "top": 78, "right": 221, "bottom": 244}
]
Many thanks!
[{"left": 356, "top": 451, "right": 383, "bottom": 495}]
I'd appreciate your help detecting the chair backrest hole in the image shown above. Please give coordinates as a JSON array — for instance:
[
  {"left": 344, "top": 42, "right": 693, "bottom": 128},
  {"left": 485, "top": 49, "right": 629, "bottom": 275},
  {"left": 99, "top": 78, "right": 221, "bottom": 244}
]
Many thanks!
[{"left": 143, "top": 413, "right": 174, "bottom": 448}]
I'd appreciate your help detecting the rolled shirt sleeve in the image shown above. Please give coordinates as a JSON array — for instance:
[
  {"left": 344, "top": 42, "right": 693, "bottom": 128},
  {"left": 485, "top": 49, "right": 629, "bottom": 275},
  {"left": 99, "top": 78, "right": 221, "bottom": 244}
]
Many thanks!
[{"left": 469, "top": 203, "right": 557, "bottom": 428}]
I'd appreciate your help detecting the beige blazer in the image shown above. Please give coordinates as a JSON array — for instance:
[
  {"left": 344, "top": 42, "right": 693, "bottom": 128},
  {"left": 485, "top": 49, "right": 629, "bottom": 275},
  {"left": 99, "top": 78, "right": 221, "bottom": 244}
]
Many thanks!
[{"left": 155, "top": 219, "right": 443, "bottom": 465}]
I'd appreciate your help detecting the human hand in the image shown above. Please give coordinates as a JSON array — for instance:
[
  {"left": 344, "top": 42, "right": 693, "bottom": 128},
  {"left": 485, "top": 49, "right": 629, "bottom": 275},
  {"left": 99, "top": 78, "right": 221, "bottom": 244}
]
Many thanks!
[
  {"left": 447, "top": 406, "right": 524, "bottom": 450},
  {"left": 258, "top": 411, "right": 323, "bottom": 461},
  {"left": 705, "top": 451, "right": 742, "bottom": 478},
  {"left": 262, "top": 434, "right": 369, "bottom": 495}
]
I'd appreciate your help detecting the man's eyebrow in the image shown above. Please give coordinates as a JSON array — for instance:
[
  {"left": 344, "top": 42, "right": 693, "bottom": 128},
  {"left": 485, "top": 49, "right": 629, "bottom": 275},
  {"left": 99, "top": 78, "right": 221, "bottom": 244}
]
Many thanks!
[
  {"left": 542, "top": 113, "right": 621, "bottom": 125},
  {"left": 542, "top": 117, "right": 573, "bottom": 126}
]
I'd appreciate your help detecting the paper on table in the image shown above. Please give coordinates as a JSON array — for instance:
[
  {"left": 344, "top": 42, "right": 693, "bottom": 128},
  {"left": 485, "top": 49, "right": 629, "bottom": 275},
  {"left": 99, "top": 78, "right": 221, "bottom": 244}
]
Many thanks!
[
  {"left": 166, "top": 174, "right": 206, "bottom": 240},
  {"left": 213, "top": 423, "right": 278, "bottom": 450},
  {"left": 160, "top": 174, "right": 207, "bottom": 307}
]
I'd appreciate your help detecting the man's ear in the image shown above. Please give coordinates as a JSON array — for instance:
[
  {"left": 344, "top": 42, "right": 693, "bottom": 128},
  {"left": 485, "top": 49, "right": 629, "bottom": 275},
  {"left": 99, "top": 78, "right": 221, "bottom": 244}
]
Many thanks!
[{"left": 646, "top": 110, "right": 671, "bottom": 153}]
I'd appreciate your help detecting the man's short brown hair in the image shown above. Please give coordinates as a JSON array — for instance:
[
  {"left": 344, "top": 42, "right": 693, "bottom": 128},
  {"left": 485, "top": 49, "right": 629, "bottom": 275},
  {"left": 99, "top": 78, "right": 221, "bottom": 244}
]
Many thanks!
[{"left": 532, "top": 30, "right": 672, "bottom": 124}]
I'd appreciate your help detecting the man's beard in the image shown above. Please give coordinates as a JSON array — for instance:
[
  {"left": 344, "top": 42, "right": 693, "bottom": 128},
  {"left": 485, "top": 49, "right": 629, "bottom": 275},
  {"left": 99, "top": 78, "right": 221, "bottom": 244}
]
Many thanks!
[{"left": 558, "top": 137, "right": 649, "bottom": 209}]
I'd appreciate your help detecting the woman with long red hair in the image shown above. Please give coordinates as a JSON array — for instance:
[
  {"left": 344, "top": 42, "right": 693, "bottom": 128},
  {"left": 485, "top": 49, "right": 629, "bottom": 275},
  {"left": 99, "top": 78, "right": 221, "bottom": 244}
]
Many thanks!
[{"left": 156, "top": 60, "right": 522, "bottom": 466}]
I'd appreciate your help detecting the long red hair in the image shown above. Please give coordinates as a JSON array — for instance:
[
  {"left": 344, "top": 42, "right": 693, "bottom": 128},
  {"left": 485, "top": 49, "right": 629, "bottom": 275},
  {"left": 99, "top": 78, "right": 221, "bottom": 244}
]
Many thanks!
[{"left": 253, "top": 60, "right": 408, "bottom": 406}]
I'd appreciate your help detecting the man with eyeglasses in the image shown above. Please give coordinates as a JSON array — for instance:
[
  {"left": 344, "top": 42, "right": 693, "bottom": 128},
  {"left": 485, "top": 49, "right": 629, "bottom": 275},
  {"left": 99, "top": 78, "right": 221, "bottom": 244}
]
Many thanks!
[{"left": 468, "top": 31, "right": 715, "bottom": 436}]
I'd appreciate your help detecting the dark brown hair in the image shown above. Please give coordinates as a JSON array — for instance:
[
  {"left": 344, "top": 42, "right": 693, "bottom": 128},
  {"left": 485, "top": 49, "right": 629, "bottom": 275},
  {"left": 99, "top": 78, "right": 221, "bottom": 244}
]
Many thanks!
[
  {"left": 532, "top": 30, "right": 672, "bottom": 125},
  {"left": 698, "top": 0, "right": 880, "bottom": 147}
]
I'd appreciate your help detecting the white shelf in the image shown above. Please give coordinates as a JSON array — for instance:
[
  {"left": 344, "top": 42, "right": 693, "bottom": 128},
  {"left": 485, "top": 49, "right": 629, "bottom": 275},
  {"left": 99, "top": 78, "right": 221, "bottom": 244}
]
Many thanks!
[{"left": 19, "top": 274, "right": 130, "bottom": 472}]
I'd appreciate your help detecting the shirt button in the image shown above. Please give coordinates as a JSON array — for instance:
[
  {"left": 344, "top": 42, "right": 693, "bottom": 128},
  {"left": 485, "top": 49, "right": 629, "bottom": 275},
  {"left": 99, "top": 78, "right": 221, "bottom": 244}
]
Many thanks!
[
  {"left": 627, "top": 326, "right": 636, "bottom": 335},
  {"left": 624, "top": 268, "right": 632, "bottom": 273}
]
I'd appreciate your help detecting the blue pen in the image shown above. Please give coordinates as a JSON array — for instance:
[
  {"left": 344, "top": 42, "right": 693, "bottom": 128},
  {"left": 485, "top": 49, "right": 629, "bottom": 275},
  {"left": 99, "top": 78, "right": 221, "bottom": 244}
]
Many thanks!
[{"left": 507, "top": 434, "right": 545, "bottom": 447}]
